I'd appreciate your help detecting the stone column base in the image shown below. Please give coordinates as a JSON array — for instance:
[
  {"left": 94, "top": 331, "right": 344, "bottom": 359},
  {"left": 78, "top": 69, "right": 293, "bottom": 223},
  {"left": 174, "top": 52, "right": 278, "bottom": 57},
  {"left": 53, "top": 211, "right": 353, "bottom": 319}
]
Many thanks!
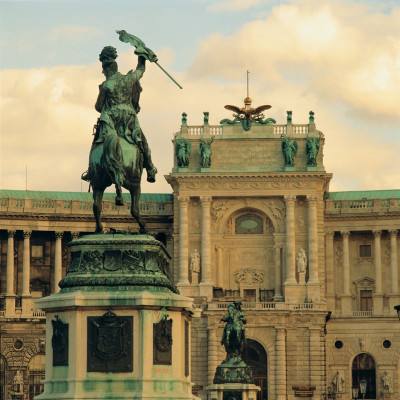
[
  {"left": 373, "top": 294, "right": 383, "bottom": 315},
  {"left": 5, "top": 295, "right": 16, "bottom": 317},
  {"left": 21, "top": 295, "right": 34, "bottom": 317},
  {"left": 199, "top": 282, "right": 214, "bottom": 301},
  {"left": 306, "top": 282, "right": 321, "bottom": 303},
  {"left": 207, "top": 383, "right": 260, "bottom": 400},
  {"left": 341, "top": 295, "right": 353, "bottom": 316},
  {"left": 284, "top": 283, "right": 306, "bottom": 303}
]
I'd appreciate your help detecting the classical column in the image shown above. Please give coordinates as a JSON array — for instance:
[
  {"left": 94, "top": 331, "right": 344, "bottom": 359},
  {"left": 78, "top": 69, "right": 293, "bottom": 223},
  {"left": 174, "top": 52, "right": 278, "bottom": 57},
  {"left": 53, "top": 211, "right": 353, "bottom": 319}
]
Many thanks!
[
  {"left": 390, "top": 230, "right": 398, "bottom": 294},
  {"left": 54, "top": 231, "right": 63, "bottom": 293},
  {"left": 22, "top": 231, "right": 32, "bottom": 297},
  {"left": 273, "top": 238, "right": 283, "bottom": 301},
  {"left": 207, "top": 328, "right": 218, "bottom": 385},
  {"left": 284, "top": 195, "right": 296, "bottom": 284},
  {"left": 200, "top": 196, "right": 212, "bottom": 285},
  {"left": 341, "top": 231, "right": 351, "bottom": 295},
  {"left": 216, "top": 246, "right": 224, "bottom": 288},
  {"left": 325, "top": 232, "right": 335, "bottom": 308},
  {"left": 275, "top": 327, "right": 287, "bottom": 400},
  {"left": 6, "top": 230, "right": 16, "bottom": 296},
  {"left": 178, "top": 196, "right": 190, "bottom": 285},
  {"left": 373, "top": 230, "right": 382, "bottom": 295},
  {"left": 21, "top": 231, "right": 33, "bottom": 316},
  {"left": 5, "top": 230, "right": 16, "bottom": 317},
  {"left": 307, "top": 195, "right": 319, "bottom": 283}
]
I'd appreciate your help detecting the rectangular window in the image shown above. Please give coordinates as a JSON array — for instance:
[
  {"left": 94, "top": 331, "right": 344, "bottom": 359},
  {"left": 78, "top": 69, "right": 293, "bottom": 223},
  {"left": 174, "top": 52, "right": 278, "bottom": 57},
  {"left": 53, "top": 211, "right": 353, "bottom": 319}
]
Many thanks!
[
  {"left": 31, "top": 245, "right": 44, "bottom": 258},
  {"left": 359, "top": 244, "right": 371, "bottom": 257},
  {"left": 360, "top": 290, "right": 373, "bottom": 311},
  {"left": 243, "top": 289, "right": 256, "bottom": 302}
]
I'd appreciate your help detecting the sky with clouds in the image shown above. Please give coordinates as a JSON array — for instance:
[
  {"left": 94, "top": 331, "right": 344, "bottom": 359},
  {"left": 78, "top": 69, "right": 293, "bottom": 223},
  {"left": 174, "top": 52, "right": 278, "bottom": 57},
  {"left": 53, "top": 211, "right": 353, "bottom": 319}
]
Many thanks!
[{"left": 0, "top": 0, "right": 399, "bottom": 194}]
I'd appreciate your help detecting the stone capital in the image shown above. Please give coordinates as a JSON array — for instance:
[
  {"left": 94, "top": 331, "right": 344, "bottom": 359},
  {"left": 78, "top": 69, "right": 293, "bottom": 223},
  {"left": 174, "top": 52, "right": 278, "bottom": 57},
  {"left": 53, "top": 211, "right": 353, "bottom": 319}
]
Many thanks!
[
  {"left": 325, "top": 231, "right": 335, "bottom": 239},
  {"left": 23, "top": 230, "right": 32, "bottom": 239},
  {"left": 71, "top": 232, "right": 80, "bottom": 240},
  {"left": 8, "top": 230, "right": 16, "bottom": 238},
  {"left": 340, "top": 231, "right": 350, "bottom": 238},
  {"left": 389, "top": 229, "right": 398, "bottom": 237},
  {"left": 177, "top": 196, "right": 190, "bottom": 205},
  {"left": 373, "top": 230, "right": 382, "bottom": 238},
  {"left": 284, "top": 195, "right": 296, "bottom": 205},
  {"left": 307, "top": 194, "right": 318, "bottom": 205},
  {"left": 200, "top": 196, "right": 212, "bottom": 206},
  {"left": 55, "top": 231, "right": 64, "bottom": 240}
]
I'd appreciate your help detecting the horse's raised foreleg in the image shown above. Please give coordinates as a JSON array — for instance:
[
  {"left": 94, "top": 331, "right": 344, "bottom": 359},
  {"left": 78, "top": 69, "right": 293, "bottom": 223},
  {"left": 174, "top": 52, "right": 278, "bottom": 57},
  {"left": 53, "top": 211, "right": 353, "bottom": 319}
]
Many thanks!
[
  {"left": 93, "top": 189, "right": 105, "bottom": 234},
  {"left": 129, "top": 186, "right": 148, "bottom": 234}
]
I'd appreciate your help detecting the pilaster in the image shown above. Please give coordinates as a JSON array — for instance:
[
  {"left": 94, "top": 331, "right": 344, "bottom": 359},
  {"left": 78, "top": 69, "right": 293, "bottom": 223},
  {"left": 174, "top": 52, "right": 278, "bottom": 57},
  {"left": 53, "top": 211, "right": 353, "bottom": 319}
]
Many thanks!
[
  {"left": 373, "top": 230, "right": 383, "bottom": 315},
  {"left": 341, "top": 231, "right": 352, "bottom": 315},
  {"left": 389, "top": 230, "right": 399, "bottom": 314},
  {"left": 5, "top": 230, "right": 16, "bottom": 317},
  {"left": 177, "top": 196, "right": 190, "bottom": 287},
  {"left": 21, "top": 230, "right": 33, "bottom": 316},
  {"left": 54, "top": 231, "right": 63, "bottom": 293},
  {"left": 200, "top": 196, "right": 213, "bottom": 300}
]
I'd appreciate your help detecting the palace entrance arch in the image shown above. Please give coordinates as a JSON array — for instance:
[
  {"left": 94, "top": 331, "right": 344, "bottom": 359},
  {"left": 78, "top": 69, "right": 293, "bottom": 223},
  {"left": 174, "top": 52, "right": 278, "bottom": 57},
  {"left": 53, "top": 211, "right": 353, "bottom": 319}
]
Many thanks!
[{"left": 242, "top": 339, "right": 268, "bottom": 400}]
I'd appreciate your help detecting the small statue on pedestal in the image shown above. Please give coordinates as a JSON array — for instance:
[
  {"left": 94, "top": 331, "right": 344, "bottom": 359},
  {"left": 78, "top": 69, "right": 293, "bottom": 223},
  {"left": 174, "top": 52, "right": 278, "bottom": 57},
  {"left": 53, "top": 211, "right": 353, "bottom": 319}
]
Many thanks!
[
  {"left": 199, "top": 137, "right": 214, "bottom": 168},
  {"left": 213, "top": 301, "right": 254, "bottom": 384},
  {"left": 190, "top": 249, "right": 200, "bottom": 284},
  {"left": 281, "top": 135, "right": 298, "bottom": 166},
  {"left": 382, "top": 371, "right": 392, "bottom": 393},
  {"left": 175, "top": 136, "right": 191, "bottom": 167},
  {"left": 13, "top": 370, "right": 23, "bottom": 394}
]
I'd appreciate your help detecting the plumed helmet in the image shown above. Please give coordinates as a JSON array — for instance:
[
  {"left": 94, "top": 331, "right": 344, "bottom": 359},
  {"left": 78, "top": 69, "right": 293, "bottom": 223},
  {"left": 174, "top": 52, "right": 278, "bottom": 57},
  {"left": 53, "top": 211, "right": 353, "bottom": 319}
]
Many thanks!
[{"left": 99, "top": 46, "right": 118, "bottom": 65}]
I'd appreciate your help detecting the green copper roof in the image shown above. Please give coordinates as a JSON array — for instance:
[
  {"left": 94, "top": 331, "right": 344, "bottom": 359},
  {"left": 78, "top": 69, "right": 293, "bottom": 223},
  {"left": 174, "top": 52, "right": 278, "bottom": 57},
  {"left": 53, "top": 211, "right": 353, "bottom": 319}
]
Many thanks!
[
  {"left": 0, "top": 190, "right": 173, "bottom": 202},
  {"left": 328, "top": 190, "right": 400, "bottom": 200}
]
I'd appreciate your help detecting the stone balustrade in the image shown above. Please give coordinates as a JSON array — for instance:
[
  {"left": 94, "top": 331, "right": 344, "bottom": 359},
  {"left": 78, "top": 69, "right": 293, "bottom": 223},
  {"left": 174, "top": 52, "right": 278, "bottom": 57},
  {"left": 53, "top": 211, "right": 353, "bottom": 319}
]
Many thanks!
[
  {"left": 207, "top": 301, "right": 326, "bottom": 311},
  {"left": 325, "top": 198, "right": 400, "bottom": 214},
  {"left": 0, "top": 197, "right": 173, "bottom": 216}
]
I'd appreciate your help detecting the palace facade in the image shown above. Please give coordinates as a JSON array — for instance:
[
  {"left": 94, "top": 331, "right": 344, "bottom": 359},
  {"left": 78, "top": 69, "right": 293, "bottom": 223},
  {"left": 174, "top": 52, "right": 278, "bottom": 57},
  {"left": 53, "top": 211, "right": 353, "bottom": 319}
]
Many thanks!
[{"left": 0, "top": 110, "right": 399, "bottom": 400}]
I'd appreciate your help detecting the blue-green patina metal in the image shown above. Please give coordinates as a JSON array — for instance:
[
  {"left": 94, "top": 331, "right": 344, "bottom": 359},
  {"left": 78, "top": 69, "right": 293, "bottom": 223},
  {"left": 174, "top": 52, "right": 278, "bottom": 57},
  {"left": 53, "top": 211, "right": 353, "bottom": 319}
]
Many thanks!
[{"left": 59, "top": 234, "right": 178, "bottom": 294}]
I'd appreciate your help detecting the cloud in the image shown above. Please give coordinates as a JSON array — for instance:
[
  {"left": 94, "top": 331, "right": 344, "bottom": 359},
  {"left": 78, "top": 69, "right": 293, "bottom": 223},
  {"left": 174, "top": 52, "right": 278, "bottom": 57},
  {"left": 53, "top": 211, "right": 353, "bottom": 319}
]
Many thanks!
[
  {"left": 46, "top": 25, "right": 101, "bottom": 42},
  {"left": 207, "top": 0, "right": 263, "bottom": 12},
  {"left": 1, "top": 0, "right": 399, "bottom": 195}
]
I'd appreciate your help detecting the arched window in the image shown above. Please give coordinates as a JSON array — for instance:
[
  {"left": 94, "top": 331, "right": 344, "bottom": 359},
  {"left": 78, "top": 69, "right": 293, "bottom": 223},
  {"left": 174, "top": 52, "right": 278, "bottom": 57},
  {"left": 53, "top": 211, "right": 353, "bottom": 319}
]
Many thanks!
[
  {"left": 28, "top": 354, "right": 45, "bottom": 400},
  {"left": 242, "top": 339, "right": 268, "bottom": 400},
  {"left": 352, "top": 353, "right": 376, "bottom": 399},
  {"left": 0, "top": 355, "right": 6, "bottom": 400},
  {"left": 235, "top": 214, "right": 264, "bottom": 234}
]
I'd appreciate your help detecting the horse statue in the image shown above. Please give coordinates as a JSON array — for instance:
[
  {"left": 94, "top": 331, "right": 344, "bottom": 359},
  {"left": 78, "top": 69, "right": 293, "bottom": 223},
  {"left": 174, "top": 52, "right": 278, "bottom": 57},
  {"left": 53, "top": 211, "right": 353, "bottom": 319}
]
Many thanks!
[
  {"left": 82, "top": 45, "right": 157, "bottom": 234},
  {"left": 220, "top": 301, "right": 247, "bottom": 364}
]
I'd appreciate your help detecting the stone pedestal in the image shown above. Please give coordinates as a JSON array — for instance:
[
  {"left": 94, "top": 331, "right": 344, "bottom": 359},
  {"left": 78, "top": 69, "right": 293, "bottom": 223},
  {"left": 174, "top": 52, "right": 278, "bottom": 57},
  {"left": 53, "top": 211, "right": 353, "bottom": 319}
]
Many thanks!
[
  {"left": 207, "top": 384, "right": 260, "bottom": 400},
  {"left": 35, "top": 234, "right": 199, "bottom": 400}
]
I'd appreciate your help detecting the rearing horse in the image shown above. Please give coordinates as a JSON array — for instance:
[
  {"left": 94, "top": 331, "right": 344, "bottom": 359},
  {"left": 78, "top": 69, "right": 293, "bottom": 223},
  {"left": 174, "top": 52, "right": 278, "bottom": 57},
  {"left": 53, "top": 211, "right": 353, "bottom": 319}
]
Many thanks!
[
  {"left": 87, "top": 132, "right": 147, "bottom": 234},
  {"left": 82, "top": 46, "right": 157, "bottom": 234}
]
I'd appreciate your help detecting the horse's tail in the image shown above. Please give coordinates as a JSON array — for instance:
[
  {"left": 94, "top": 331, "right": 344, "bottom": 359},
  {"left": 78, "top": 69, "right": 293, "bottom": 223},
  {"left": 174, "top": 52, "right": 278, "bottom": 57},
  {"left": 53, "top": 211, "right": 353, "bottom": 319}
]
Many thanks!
[{"left": 102, "top": 133, "right": 124, "bottom": 186}]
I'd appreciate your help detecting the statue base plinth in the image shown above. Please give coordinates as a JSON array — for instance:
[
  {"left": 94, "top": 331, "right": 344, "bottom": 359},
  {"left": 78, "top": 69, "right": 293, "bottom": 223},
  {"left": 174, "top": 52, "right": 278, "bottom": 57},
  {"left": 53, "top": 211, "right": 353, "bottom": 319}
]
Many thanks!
[
  {"left": 284, "top": 166, "right": 295, "bottom": 171},
  {"left": 35, "top": 234, "right": 199, "bottom": 400},
  {"left": 213, "top": 358, "right": 254, "bottom": 384},
  {"left": 207, "top": 383, "right": 260, "bottom": 400}
]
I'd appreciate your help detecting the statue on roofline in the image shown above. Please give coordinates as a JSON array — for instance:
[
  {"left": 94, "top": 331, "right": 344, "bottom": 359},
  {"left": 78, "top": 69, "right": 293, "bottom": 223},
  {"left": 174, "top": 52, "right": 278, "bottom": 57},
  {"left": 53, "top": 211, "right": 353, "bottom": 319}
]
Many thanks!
[{"left": 281, "top": 134, "right": 298, "bottom": 166}]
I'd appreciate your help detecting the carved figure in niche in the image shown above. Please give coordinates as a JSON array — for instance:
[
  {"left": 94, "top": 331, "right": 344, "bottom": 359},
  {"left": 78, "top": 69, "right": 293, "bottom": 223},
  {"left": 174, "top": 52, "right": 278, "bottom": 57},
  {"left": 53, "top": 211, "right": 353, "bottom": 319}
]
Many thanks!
[
  {"left": 281, "top": 134, "right": 298, "bottom": 166},
  {"left": 211, "top": 201, "right": 228, "bottom": 223},
  {"left": 306, "top": 132, "right": 322, "bottom": 166},
  {"left": 296, "top": 249, "right": 307, "bottom": 273},
  {"left": 13, "top": 370, "right": 23, "bottom": 393},
  {"left": 382, "top": 371, "right": 392, "bottom": 393},
  {"left": 199, "top": 136, "right": 214, "bottom": 167},
  {"left": 175, "top": 136, "right": 191, "bottom": 167},
  {"left": 190, "top": 249, "right": 200, "bottom": 284},
  {"left": 332, "top": 371, "right": 344, "bottom": 393}
]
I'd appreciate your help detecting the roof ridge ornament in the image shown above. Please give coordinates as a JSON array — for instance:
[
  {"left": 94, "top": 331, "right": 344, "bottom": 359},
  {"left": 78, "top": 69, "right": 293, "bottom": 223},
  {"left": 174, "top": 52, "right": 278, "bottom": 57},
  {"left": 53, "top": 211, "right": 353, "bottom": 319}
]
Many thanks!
[{"left": 220, "top": 70, "right": 275, "bottom": 131}]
